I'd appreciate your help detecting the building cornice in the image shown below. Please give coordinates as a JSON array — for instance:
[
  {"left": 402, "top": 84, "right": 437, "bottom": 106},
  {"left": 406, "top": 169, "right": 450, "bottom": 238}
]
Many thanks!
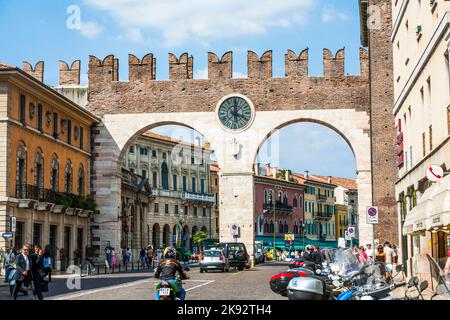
[
  {"left": 0, "top": 68, "right": 100, "bottom": 124},
  {"left": 391, "top": 0, "right": 409, "bottom": 42},
  {"left": 393, "top": 12, "right": 450, "bottom": 115}
]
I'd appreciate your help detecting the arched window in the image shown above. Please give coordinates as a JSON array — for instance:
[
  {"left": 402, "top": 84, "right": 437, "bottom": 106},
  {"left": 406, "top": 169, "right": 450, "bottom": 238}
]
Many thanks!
[
  {"left": 34, "top": 149, "right": 44, "bottom": 199},
  {"left": 293, "top": 194, "right": 298, "bottom": 208},
  {"left": 16, "top": 142, "right": 27, "bottom": 198},
  {"left": 279, "top": 221, "right": 283, "bottom": 234},
  {"left": 283, "top": 192, "right": 288, "bottom": 206},
  {"left": 268, "top": 190, "right": 273, "bottom": 205},
  {"left": 284, "top": 221, "right": 289, "bottom": 234},
  {"left": 264, "top": 189, "right": 268, "bottom": 204},
  {"left": 161, "top": 163, "right": 169, "bottom": 190},
  {"left": 78, "top": 164, "right": 85, "bottom": 196},
  {"left": 50, "top": 155, "right": 59, "bottom": 192},
  {"left": 65, "top": 160, "right": 73, "bottom": 194},
  {"left": 270, "top": 220, "right": 274, "bottom": 234}
]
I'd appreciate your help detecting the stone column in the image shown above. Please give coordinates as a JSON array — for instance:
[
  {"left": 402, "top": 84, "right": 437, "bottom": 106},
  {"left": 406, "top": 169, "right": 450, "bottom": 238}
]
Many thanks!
[{"left": 219, "top": 173, "right": 255, "bottom": 261}]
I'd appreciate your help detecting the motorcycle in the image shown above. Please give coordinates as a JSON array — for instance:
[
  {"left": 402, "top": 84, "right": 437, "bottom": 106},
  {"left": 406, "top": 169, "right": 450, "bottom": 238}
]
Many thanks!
[
  {"left": 269, "top": 268, "right": 313, "bottom": 296},
  {"left": 155, "top": 267, "right": 190, "bottom": 301}
]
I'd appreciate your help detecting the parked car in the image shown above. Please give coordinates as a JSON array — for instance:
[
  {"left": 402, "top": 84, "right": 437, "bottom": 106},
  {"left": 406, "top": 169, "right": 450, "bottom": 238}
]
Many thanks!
[
  {"left": 218, "top": 242, "right": 249, "bottom": 271},
  {"left": 254, "top": 241, "right": 264, "bottom": 264},
  {"left": 199, "top": 249, "right": 229, "bottom": 273}
]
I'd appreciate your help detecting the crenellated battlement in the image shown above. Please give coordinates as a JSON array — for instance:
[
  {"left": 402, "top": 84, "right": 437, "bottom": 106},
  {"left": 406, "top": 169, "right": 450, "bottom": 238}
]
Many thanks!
[
  {"left": 129, "top": 54, "right": 156, "bottom": 82},
  {"left": 88, "top": 55, "right": 119, "bottom": 84},
  {"left": 169, "top": 53, "right": 193, "bottom": 80},
  {"left": 22, "top": 48, "right": 369, "bottom": 86},
  {"left": 59, "top": 60, "right": 81, "bottom": 86},
  {"left": 23, "top": 61, "right": 44, "bottom": 82},
  {"left": 208, "top": 51, "right": 233, "bottom": 80},
  {"left": 285, "top": 48, "right": 309, "bottom": 78}
]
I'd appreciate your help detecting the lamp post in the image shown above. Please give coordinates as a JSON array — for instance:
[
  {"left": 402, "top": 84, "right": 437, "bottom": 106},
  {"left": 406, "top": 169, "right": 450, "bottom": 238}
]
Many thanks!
[
  {"left": 273, "top": 185, "right": 282, "bottom": 261},
  {"left": 301, "top": 219, "right": 306, "bottom": 250}
]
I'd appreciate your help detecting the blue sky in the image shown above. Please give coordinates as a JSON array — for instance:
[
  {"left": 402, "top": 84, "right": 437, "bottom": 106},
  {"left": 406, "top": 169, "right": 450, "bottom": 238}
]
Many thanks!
[{"left": 0, "top": 0, "right": 360, "bottom": 178}]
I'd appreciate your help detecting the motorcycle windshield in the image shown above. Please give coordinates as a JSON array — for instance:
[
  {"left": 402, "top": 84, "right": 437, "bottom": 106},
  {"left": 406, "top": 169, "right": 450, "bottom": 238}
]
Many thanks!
[{"left": 322, "top": 248, "right": 366, "bottom": 277}]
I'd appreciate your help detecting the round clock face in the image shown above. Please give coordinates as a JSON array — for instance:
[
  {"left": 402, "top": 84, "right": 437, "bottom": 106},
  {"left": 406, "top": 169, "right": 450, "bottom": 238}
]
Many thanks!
[{"left": 218, "top": 96, "right": 253, "bottom": 131}]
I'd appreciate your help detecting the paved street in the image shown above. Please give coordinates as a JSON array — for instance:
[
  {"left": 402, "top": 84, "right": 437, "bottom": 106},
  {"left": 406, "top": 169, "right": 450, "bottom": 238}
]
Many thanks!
[{"left": 0, "top": 263, "right": 287, "bottom": 301}]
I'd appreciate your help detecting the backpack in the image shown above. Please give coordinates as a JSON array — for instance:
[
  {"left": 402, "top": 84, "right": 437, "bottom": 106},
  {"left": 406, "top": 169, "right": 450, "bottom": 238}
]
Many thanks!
[{"left": 43, "top": 257, "right": 52, "bottom": 269}]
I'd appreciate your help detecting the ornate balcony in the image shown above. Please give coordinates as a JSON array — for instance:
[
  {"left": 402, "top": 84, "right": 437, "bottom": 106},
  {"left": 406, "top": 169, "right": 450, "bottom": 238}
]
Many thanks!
[
  {"left": 15, "top": 184, "right": 95, "bottom": 218},
  {"left": 181, "top": 192, "right": 214, "bottom": 205},
  {"left": 317, "top": 194, "right": 328, "bottom": 203},
  {"left": 263, "top": 202, "right": 293, "bottom": 215}
]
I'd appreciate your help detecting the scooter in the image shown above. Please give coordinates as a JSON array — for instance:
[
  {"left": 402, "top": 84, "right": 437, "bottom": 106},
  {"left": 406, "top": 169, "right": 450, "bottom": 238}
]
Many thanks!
[{"left": 155, "top": 267, "right": 190, "bottom": 301}]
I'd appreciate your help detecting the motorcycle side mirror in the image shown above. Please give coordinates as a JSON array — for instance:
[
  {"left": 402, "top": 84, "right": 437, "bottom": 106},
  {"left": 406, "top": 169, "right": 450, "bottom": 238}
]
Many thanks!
[
  {"left": 435, "top": 284, "right": 448, "bottom": 296},
  {"left": 395, "top": 265, "right": 403, "bottom": 273},
  {"left": 408, "top": 277, "right": 419, "bottom": 287},
  {"left": 419, "top": 280, "right": 428, "bottom": 292}
]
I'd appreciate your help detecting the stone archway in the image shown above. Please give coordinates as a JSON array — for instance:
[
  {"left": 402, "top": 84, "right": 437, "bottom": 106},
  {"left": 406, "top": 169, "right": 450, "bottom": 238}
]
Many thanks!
[
  {"left": 162, "top": 224, "right": 171, "bottom": 247},
  {"left": 252, "top": 114, "right": 373, "bottom": 245},
  {"left": 152, "top": 223, "right": 160, "bottom": 248},
  {"left": 93, "top": 108, "right": 372, "bottom": 261}
]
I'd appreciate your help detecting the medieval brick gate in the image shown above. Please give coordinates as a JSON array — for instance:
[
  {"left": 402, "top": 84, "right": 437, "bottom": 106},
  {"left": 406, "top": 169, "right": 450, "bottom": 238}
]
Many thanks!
[{"left": 83, "top": 0, "right": 396, "bottom": 265}]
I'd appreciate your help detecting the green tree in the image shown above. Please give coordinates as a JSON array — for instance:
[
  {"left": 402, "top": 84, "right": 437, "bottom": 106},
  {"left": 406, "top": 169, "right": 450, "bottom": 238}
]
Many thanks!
[{"left": 192, "top": 231, "right": 208, "bottom": 245}]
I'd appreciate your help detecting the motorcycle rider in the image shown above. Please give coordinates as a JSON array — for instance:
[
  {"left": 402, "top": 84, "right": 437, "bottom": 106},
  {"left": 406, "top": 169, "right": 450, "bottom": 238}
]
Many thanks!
[{"left": 154, "top": 247, "right": 188, "bottom": 300}]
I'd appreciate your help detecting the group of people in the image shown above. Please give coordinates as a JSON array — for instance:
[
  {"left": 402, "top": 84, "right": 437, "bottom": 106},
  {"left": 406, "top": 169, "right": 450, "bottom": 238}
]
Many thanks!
[
  {"left": 3, "top": 244, "right": 52, "bottom": 300},
  {"left": 104, "top": 246, "right": 167, "bottom": 272}
]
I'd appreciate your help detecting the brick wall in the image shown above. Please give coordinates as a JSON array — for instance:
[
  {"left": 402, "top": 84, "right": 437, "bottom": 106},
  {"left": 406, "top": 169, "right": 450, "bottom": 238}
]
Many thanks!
[{"left": 368, "top": 0, "right": 398, "bottom": 244}]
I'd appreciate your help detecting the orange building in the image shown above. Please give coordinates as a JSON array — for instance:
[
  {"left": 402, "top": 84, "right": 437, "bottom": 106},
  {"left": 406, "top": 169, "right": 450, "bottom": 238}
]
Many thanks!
[{"left": 0, "top": 63, "right": 99, "bottom": 270}]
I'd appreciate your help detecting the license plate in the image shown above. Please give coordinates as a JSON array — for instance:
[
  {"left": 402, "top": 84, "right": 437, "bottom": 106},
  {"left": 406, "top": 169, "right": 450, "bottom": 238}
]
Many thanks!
[{"left": 159, "top": 288, "right": 171, "bottom": 296}]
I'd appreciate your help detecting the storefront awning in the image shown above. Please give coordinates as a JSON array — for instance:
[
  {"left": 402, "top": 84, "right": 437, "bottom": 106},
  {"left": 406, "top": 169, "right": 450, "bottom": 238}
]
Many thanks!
[{"left": 403, "top": 174, "right": 450, "bottom": 235}]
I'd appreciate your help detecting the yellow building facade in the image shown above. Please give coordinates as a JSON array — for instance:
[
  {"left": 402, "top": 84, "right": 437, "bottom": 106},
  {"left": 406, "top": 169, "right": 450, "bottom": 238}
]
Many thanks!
[{"left": 0, "top": 64, "right": 99, "bottom": 270}]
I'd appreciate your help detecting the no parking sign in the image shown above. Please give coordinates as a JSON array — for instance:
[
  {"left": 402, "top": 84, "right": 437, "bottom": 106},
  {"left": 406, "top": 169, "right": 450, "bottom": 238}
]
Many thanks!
[
  {"left": 366, "top": 206, "right": 379, "bottom": 224},
  {"left": 347, "top": 227, "right": 356, "bottom": 238}
]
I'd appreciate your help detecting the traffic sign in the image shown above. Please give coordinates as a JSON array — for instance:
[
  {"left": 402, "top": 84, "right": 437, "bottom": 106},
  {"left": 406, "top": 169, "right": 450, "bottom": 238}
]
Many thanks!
[
  {"left": 344, "top": 231, "right": 351, "bottom": 241},
  {"left": 11, "top": 217, "right": 16, "bottom": 233},
  {"left": 284, "top": 234, "right": 294, "bottom": 248},
  {"left": 231, "top": 224, "right": 239, "bottom": 237},
  {"left": 2, "top": 232, "right": 13, "bottom": 239},
  {"left": 366, "top": 206, "right": 379, "bottom": 224},
  {"left": 426, "top": 164, "right": 444, "bottom": 182},
  {"left": 348, "top": 227, "right": 356, "bottom": 238}
]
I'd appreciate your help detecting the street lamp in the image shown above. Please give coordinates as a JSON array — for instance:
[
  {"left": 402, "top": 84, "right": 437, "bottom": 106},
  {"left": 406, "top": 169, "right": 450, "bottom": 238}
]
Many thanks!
[
  {"left": 273, "top": 185, "right": 282, "bottom": 261},
  {"left": 301, "top": 219, "right": 306, "bottom": 250}
]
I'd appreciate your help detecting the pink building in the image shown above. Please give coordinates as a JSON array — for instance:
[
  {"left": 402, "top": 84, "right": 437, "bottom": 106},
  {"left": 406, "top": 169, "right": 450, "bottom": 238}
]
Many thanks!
[{"left": 254, "top": 171, "right": 306, "bottom": 240}]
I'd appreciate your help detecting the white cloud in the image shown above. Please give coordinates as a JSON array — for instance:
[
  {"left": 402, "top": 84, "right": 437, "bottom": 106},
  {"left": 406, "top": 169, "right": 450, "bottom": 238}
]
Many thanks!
[
  {"left": 79, "top": 21, "right": 104, "bottom": 38},
  {"left": 322, "top": 5, "right": 349, "bottom": 23},
  {"left": 83, "top": 0, "right": 315, "bottom": 47}
]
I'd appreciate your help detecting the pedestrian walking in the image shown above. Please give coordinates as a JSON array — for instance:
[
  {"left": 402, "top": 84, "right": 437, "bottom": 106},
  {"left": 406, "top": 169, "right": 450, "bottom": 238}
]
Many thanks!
[
  {"left": 146, "top": 246, "right": 153, "bottom": 270},
  {"left": 3, "top": 247, "right": 16, "bottom": 283},
  {"left": 43, "top": 251, "right": 52, "bottom": 282},
  {"left": 139, "top": 247, "right": 146, "bottom": 268},
  {"left": 12, "top": 245, "right": 32, "bottom": 300},
  {"left": 392, "top": 244, "right": 399, "bottom": 265},
  {"left": 111, "top": 248, "right": 117, "bottom": 271},
  {"left": 126, "top": 248, "right": 132, "bottom": 268},
  {"left": 30, "top": 245, "right": 45, "bottom": 300},
  {"left": 122, "top": 248, "right": 128, "bottom": 268},
  {"left": 365, "top": 244, "right": 374, "bottom": 261},
  {"left": 359, "top": 246, "right": 368, "bottom": 261}
]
